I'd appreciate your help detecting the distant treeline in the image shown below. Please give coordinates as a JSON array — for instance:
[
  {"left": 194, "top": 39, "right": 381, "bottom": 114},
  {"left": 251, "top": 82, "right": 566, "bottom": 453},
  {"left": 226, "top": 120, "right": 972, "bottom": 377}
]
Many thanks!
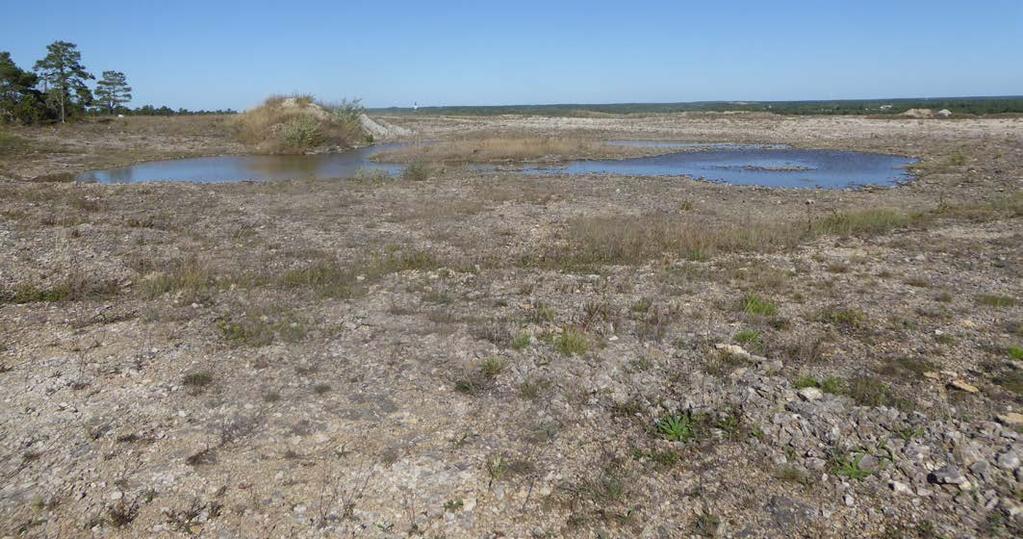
[
  {"left": 2, "top": 40, "right": 233, "bottom": 125},
  {"left": 373, "top": 96, "right": 1023, "bottom": 117},
  {"left": 114, "top": 105, "right": 237, "bottom": 116}
]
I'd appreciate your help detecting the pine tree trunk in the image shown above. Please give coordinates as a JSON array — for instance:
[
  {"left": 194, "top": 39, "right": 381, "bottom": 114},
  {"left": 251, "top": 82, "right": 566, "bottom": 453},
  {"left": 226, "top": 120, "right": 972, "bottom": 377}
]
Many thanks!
[{"left": 59, "top": 81, "right": 66, "bottom": 123}]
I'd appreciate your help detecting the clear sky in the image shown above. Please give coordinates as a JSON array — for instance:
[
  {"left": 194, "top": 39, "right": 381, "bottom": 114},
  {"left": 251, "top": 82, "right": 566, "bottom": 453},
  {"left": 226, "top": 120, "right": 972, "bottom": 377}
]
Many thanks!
[{"left": 4, "top": 0, "right": 1021, "bottom": 110}]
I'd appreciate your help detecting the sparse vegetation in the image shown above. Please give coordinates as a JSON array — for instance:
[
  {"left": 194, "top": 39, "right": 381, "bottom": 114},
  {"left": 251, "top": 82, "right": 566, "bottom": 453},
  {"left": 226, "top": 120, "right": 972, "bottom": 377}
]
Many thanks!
[
  {"left": 4, "top": 101, "right": 1022, "bottom": 538},
  {"left": 818, "top": 305, "right": 867, "bottom": 330},
  {"left": 182, "top": 371, "right": 213, "bottom": 393},
  {"left": 831, "top": 451, "right": 875, "bottom": 480},
  {"left": 977, "top": 294, "right": 1016, "bottom": 308},
  {"left": 402, "top": 161, "right": 433, "bottom": 181},
  {"left": 775, "top": 466, "right": 814, "bottom": 487},
  {"left": 812, "top": 209, "right": 915, "bottom": 237},
  {"left": 844, "top": 376, "right": 913, "bottom": 410},
  {"left": 455, "top": 357, "right": 508, "bottom": 395},
  {"left": 480, "top": 356, "right": 507, "bottom": 378},
  {"left": 529, "top": 303, "right": 557, "bottom": 324},
  {"left": 554, "top": 328, "right": 589, "bottom": 356},
  {"left": 140, "top": 257, "right": 211, "bottom": 302},
  {"left": 3, "top": 271, "right": 119, "bottom": 304},
  {"left": 518, "top": 377, "right": 551, "bottom": 401},
  {"left": 734, "top": 328, "right": 764, "bottom": 352},
  {"left": 280, "top": 260, "right": 355, "bottom": 299},
  {"left": 217, "top": 307, "right": 308, "bottom": 347},
  {"left": 537, "top": 214, "right": 803, "bottom": 268},
  {"left": 655, "top": 412, "right": 697, "bottom": 442},
  {"left": 693, "top": 513, "right": 721, "bottom": 537},
  {"left": 794, "top": 375, "right": 843, "bottom": 394},
  {"left": 742, "top": 293, "right": 778, "bottom": 316},
  {"left": 511, "top": 331, "right": 532, "bottom": 350},
  {"left": 374, "top": 136, "right": 632, "bottom": 164}
]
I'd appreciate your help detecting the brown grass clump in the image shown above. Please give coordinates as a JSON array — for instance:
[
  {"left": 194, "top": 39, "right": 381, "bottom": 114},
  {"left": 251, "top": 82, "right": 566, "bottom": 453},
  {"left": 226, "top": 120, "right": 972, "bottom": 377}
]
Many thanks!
[
  {"left": 530, "top": 202, "right": 960, "bottom": 269},
  {"left": 374, "top": 136, "right": 635, "bottom": 164},
  {"left": 234, "top": 95, "right": 366, "bottom": 154},
  {"left": 534, "top": 214, "right": 804, "bottom": 268},
  {"left": 810, "top": 208, "right": 916, "bottom": 237},
  {"left": 2, "top": 270, "right": 120, "bottom": 304},
  {"left": 139, "top": 257, "right": 212, "bottom": 302}
]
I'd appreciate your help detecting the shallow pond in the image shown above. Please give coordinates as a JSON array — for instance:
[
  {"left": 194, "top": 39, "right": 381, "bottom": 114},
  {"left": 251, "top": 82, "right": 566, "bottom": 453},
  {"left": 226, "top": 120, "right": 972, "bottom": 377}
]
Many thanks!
[
  {"left": 525, "top": 143, "right": 917, "bottom": 189},
  {"left": 76, "top": 144, "right": 402, "bottom": 184},
  {"left": 77, "top": 142, "right": 916, "bottom": 189}
]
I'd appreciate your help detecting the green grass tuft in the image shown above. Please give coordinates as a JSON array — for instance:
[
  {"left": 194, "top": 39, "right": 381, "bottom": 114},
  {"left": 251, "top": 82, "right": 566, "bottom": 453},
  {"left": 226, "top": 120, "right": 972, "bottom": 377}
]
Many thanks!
[
  {"left": 812, "top": 209, "right": 914, "bottom": 237},
  {"left": 742, "top": 293, "right": 777, "bottom": 316},
  {"left": 655, "top": 412, "right": 697, "bottom": 442},
  {"left": 977, "top": 294, "right": 1016, "bottom": 308},
  {"left": 554, "top": 328, "right": 589, "bottom": 356}
]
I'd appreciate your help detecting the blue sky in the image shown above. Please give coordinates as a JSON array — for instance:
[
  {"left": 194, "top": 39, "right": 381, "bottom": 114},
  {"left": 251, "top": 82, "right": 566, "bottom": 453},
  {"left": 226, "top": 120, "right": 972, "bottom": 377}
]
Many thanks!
[{"left": 4, "top": 0, "right": 1021, "bottom": 109}]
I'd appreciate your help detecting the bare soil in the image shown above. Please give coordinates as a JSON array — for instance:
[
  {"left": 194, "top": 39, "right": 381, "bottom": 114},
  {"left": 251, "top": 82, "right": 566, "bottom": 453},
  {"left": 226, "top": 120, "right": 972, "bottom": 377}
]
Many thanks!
[{"left": 1, "top": 113, "right": 1021, "bottom": 537}]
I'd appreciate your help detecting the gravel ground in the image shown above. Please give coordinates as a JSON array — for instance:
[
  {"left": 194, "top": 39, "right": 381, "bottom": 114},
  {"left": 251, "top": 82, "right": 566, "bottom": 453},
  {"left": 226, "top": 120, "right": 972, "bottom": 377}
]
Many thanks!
[{"left": 1, "top": 113, "right": 1021, "bottom": 537}]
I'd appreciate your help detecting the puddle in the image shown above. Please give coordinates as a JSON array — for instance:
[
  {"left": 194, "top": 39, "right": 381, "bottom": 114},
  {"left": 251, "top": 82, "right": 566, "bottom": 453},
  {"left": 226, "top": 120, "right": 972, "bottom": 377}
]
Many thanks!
[
  {"left": 525, "top": 143, "right": 917, "bottom": 189},
  {"left": 77, "top": 141, "right": 916, "bottom": 189},
  {"left": 76, "top": 144, "right": 403, "bottom": 184}
]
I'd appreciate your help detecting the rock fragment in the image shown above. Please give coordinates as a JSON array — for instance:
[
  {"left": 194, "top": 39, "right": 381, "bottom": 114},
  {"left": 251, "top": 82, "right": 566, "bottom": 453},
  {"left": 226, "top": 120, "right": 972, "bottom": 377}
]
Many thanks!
[{"left": 948, "top": 380, "right": 979, "bottom": 393}]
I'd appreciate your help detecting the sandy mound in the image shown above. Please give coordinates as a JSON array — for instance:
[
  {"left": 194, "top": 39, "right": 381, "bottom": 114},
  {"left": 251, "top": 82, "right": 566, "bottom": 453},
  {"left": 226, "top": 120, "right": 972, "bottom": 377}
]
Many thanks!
[
  {"left": 902, "top": 108, "right": 935, "bottom": 118},
  {"left": 359, "top": 114, "right": 412, "bottom": 140},
  {"left": 235, "top": 96, "right": 367, "bottom": 154}
]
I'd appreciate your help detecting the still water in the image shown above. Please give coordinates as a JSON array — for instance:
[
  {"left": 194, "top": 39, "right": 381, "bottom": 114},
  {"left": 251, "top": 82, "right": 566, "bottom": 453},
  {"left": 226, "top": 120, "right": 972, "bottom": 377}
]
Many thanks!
[
  {"left": 525, "top": 143, "right": 917, "bottom": 189},
  {"left": 76, "top": 144, "right": 402, "bottom": 184},
  {"left": 77, "top": 142, "right": 915, "bottom": 189}
]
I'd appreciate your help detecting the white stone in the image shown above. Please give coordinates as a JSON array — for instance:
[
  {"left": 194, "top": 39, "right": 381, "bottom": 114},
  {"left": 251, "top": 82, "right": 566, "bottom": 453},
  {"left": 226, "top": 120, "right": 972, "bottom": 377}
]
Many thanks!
[
  {"left": 798, "top": 387, "right": 823, "bottom": 401},
  {"left": 890, "top": 481, "right": 913, "bottom": 495}
]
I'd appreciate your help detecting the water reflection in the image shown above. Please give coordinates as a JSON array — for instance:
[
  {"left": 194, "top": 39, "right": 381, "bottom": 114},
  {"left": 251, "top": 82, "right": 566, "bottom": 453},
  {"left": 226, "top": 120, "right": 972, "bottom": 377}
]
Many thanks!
[
  {"left": 77, "top": 142, "right": 916, "bottom": 189},
  {"left": 77, "top": 144, "right": 404, "bottom": 184},
  {"left": 523, "top": 145, "right": 916, "bottom": 189}
]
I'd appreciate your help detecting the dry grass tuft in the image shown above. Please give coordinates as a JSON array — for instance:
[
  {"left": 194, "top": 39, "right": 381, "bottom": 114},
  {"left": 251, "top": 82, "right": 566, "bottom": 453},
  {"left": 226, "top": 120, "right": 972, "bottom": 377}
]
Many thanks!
[
  {"left": 532, "top": 214, "right": 803, "bottom": 268},
  {"left": 811, "top": 209, "right": 916, "bottom": 237},
  {"left": 139, "top": 258, "right": 212, "bottom": 302},
  {"left": 279, "top": 250, "right": 439, "bottom": 298},
  {"left": 2, "top": 270, "right": 120, "bottom": 304},
  {"left": 375, "top": 136, "right": 635, "bottom": 164},
  {"left": 527, "top": 199, "right": 991, "bottom": 269}
]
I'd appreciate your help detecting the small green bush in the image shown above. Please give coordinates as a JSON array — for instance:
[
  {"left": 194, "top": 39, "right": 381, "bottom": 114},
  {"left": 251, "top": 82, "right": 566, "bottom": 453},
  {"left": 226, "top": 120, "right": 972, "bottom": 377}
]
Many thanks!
[
  {"left": 217, "top": 309, "right": 307, "bottom": 347},
  {"left": 480, "top": 357, "right": 507, "bottom": 378},
  {"left": 280, "top": 260, "right": 354, "bottom": 298},
  {"left": 511, "top": 332, "right": 531, "bottom": 350},
  {"left": 656, "top": 412, "right": 697, "bottom": 442},
  {"left": 742, "top": 293, "right": 777, "bottom": 316},
  {"left": 831, "top": 451, "right": 874, "bottom": 480},
  {"left": 794, "top": 375, "right": 843, "bottom": 394},
  {"left": 818, "top": 306, "right": 867, "bottom": 329},
  {"left": 402, "top": 161, "right": 432, "bottom": 181},
  {"left": 734, "top": 329, "right": 763, "bottom": 351},
  {"left": 279, "top": 116, "right": 324, "bottom": 149}
]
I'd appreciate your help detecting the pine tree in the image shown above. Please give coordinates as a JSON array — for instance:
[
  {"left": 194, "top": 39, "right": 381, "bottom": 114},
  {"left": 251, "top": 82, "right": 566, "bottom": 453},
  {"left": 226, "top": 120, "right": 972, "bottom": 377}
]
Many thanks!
[
  {"left": 0, "top": 52, "right": 44, "bottom": 124},
  {"left": 33, "top": 41, "right": 93, "bottom": 123},
  {"left": 94, "top": 71, "right": 132, "bottom": 114}
]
